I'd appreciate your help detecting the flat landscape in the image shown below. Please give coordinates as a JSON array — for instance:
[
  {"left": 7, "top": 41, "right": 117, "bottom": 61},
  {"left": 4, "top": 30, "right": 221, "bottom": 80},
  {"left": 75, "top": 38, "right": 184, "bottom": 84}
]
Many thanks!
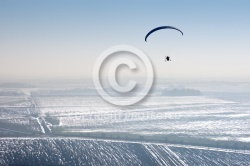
[
  {"left": 0, "top": 138, "right": 250, "bottom": 166},
  {"left": 0, "top": 83, "right": 250, "bottom": 165}
]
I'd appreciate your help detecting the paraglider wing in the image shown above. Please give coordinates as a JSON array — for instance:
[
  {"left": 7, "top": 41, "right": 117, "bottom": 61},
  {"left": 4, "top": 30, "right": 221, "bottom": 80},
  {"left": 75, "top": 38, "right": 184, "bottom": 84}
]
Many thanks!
[{"left": 145, "top": 26, "right": 183, "bottom": 42}]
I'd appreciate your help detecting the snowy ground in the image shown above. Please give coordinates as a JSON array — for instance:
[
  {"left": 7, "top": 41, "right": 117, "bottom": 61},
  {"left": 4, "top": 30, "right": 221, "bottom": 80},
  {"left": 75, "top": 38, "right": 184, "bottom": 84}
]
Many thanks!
[
  {"left": 0, "top": 138, "right": 249, "bottom": 166},
  {"left": 34, "top": 93, "right": 250, "bottom": 143},
  {"left": 1, "top": 87, "right": 250, "bottom": 165}
]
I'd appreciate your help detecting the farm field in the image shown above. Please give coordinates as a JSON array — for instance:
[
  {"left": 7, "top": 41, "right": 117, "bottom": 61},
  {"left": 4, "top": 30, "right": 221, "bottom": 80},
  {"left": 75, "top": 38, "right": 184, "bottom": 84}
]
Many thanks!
[
  {"left": 33, "top": 93, "right": 250, "bottom": 145},
  {"left": 0, "top": 87, "right": 250, "bottom": 165},
  {"left": 0, "top": 138, "right": 249, "bottom": 166}
]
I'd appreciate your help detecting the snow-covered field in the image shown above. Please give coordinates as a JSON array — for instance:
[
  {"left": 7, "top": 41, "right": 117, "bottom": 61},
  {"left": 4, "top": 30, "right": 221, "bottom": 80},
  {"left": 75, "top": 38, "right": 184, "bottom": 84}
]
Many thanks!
[
  {"left": 0, "top": 138, "right": 249, "bottom": 166},
  {"left": 0, "top": 93, "right": 43, "bottom": 135},
  {"left": 0, "top": 96, "right": 30, "bottom": 107},
  {"left": 34, "top": 93, "right": 250, "bottom": 142},
  {"left": 0, "top": 86, "right": 250, "bottom": 165}
]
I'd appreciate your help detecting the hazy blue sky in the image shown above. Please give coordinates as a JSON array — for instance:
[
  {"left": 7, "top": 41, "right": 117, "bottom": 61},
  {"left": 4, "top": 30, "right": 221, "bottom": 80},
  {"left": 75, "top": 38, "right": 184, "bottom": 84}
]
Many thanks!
[{"left": 0, "top": 0, "right": 249, "bottom": 80}]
